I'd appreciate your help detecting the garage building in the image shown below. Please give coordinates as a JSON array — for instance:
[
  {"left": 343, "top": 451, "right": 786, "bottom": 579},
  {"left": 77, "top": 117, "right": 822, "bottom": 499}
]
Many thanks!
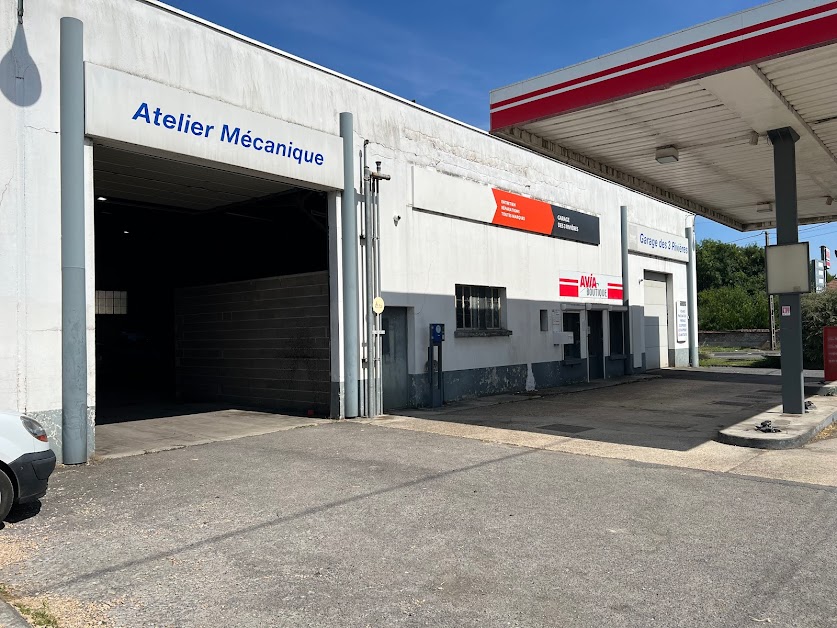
[{"left": 0, "top": 0, "right": 697, "bottom": 462}]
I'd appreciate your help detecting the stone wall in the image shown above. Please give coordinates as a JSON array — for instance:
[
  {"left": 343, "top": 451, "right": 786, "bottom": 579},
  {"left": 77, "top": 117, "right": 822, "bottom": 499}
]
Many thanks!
[{"left": 698, "top": 330, "right": 773, "bottom": 349}]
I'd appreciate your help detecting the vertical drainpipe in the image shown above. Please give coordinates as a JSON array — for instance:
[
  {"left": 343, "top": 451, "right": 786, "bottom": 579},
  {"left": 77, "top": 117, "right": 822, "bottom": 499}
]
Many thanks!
[
  {"left": 620, "top": 206, "right": 633, "bottom": 375},
  {"left": 60, "top": 17, "right": 88, "bottom": 464},
  {"left": 339, "top": 113, "right": 359, "bottom": 418},
  {"left": 363, "top": 165, "right": 375, "bottom": 416},
  {"left": 686, "top": 221, "right": 699, "bottom": 367}
]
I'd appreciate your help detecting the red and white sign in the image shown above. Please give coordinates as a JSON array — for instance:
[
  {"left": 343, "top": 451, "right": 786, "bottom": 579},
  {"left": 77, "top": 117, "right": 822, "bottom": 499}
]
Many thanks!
[
  {"left": 823, "top": 246, "right": 831, "bottom": 270},
  {"left": 825, "top": 327, "right": 837, "bottom": 382},
  {"left": 559, "top": 272, "right": 623, "bottom": 303}
]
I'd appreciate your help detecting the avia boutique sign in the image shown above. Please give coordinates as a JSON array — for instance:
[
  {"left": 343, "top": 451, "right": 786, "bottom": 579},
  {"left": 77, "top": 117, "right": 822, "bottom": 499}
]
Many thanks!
[
  {"left": 84, "top": 64, "right": 343, "bottom": 190},
  {"left": 559, "top": 271, "right": 623, "bottom": 304}
]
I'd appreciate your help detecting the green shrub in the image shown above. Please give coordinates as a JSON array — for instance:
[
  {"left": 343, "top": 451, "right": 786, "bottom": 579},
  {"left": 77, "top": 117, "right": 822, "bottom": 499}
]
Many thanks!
[
  {"left": 698, "top": 286, "right": 770, "bottom": 331},
  {"left": 801, "top": 291, "right": 837, "bottom": 368}
]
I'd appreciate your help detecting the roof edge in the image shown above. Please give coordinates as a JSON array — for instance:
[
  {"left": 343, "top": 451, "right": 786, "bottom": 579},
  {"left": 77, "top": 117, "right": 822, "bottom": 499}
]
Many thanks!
[{"left": 490, "top": 0, "right": 834, "bottom": 107}]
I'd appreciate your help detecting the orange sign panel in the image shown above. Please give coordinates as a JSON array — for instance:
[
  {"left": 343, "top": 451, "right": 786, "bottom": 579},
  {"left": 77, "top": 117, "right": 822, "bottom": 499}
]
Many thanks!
[{"left": 491, "top": 189, "right": 554, "bottom": 236}]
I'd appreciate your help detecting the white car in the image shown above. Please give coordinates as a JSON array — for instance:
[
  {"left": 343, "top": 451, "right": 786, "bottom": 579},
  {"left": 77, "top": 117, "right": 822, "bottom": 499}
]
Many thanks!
[{"left": 0, "top": 411, "right": 56, "bottom": 521}]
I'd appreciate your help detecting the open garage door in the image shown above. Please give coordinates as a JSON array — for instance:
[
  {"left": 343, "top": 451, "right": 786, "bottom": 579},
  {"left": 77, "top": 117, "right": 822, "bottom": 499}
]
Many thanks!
[
  {"left": 93, "top": 145, "right": 331, "bottom": 423},
  {"left": 643, "top": 271, "right": 670, "bottom": 370}
]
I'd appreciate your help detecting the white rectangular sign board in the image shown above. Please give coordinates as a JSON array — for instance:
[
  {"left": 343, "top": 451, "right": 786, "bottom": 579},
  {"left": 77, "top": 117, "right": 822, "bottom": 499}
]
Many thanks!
[
  {"left": 766, "top": 242, "right": 811, "bottom": 294},
  {"left": 84, "top": 64, "right": 344, "bottom": 190},
  {"left": 677, "top": 300, "right": 688, "bottom": 343},
  {"left": 628, "top": 224, "right": 689, "bottom": 262}
]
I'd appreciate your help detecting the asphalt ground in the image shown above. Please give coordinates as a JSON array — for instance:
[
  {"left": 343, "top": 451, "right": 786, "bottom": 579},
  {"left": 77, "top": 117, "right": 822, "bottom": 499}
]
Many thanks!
[
  {"left": 2, "top": 420, "right": 837, "bottom": 627},
  {"left": 398, "top": 369, "right": 832, "bottom": 451}
]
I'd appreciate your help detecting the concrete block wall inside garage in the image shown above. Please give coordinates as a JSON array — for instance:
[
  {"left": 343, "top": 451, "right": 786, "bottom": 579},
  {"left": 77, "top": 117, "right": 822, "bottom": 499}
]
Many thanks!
[{"left": 175, "top": 272, "right": 331, "bottom": 416}]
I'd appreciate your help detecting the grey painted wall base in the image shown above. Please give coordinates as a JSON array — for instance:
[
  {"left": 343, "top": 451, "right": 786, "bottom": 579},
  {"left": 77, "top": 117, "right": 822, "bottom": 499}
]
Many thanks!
[
  {"left": 673, "top": 347, "right": 690, "bottom": 367},
  {"left": 405, "top": 358, "right": 651, "bottom": 408},
  {"left": 531, "top": 360, "right": 587, "bottom": 389},
  {"left": 30, "top": 406, "right": 95, "bottom": 464},
  {"left": 409, "top": 363, "right": 529, "bottom": 408},
  {"left": 606, "top": 357, "right": 628, "bottom": 379},
  {"left": 330, "top": 381, "right": 344, "bottom": 419}
]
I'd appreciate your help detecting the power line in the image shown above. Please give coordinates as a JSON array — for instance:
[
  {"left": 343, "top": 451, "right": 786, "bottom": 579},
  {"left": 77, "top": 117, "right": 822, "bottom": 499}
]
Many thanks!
[{"left": 714, "top": 221, "right": 836, "bottom": 245}]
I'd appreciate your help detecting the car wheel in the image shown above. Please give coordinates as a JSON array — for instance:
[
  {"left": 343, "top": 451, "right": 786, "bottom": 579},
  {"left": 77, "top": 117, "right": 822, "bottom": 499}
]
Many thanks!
[{"left": 0, "top": 470, "right": 14, "bottom": 521}]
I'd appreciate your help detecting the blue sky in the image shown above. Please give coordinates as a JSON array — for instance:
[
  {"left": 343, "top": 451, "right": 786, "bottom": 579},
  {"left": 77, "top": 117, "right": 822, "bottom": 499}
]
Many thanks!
[{"left": 167, "top": 0, "right": 837, "bottom": 267}]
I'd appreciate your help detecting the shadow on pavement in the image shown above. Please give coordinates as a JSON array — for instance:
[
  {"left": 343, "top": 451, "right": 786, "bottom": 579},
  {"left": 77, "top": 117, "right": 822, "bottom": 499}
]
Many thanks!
[
  {"left": 95, "top": 401, "right": 299, "bottom": 425},
  {"left": 398, "top": 369, "right": 824, "bottom": 452},
  {"left": 4, "top": 500, "right": 41, "bottom": 525}
]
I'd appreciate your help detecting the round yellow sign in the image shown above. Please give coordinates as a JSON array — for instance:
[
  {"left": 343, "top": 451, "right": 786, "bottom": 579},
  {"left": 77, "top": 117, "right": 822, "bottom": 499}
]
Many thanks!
[{"left": 372, "top": 297, "right": 385, "bottom": 315}]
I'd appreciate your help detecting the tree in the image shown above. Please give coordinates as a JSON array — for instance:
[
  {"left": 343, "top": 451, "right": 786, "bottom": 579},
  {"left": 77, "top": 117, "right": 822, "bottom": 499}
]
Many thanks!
[
  {"left": 696, "top": 239, "right": 766, "bottom": 294},
  {"left": 696, "top": 239, "right": 769, "bottom": 330},
  {"left": 698, "top": 286, "right": 770, "bottom": 330}
]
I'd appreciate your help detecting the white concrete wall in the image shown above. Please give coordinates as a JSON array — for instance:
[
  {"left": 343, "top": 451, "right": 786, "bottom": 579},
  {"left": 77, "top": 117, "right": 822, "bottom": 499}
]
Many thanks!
[
  {"left": 0, "top": 0, "right": 695, "bottom": 440},
  {"left": 626, "top": 208, "right": 692, "bottom": 369}
]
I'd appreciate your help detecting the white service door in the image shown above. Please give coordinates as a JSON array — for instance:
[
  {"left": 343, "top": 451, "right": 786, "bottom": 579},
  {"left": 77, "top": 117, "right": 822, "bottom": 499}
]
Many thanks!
[{"left": 644, "top": 272, "right": 669, "bottom": 370}]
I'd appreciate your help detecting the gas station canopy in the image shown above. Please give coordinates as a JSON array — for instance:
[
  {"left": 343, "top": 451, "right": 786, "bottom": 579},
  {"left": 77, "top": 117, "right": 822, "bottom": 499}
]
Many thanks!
[{"left": 490, "top": 0, "right": 837, "bottom": 231}]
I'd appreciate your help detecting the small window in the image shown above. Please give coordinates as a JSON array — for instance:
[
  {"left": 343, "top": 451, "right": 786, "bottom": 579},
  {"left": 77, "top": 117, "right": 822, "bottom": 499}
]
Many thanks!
[
  {"left": 563, "top": 312, "right": 581, "bottom": 359},
  {"left": 95, "top": 290, "right": 128, "bottom": 315},
  {"left": 539, "top": 309, "right": 549, "bottom": 332},
  {"left": 455, "top": 284, "right": 504, "bottom": 330},
  {"left": 610, "top": 311, "right": 626, "bottom": 355}
]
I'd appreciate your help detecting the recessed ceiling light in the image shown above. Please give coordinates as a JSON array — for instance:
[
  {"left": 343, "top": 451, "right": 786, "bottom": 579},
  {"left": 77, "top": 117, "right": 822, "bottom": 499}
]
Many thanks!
[
  {"left": 827, "top": 196, "right": 834, "bottom": 206},
  {"left": 655, "top": 146, "right": 679, "bottom": 164},
  {"left": 749, "top": 131, "right": 760, "bottom": 146},
  {"left": 756, "top": 203, "right": 773, "bottom": 214},
  {"left": 97, "top": 196, "right": 107, "bottom": 202}
]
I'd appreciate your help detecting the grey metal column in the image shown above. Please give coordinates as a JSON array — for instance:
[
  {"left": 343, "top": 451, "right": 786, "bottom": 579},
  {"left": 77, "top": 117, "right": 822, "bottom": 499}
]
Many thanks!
[
  {"left": 339, "top": 113, "right": 359, "bottom": 418},
  {"left": 620, "top": 206, "right": 633, "bottom": 374},
  {"left": 768, "top": 127, "right": 804, "bottom": 414},
  {"left": 60, "top": 17, "right": 88, "bottom": 464},
  {"left": 686, "top": 223, "right": 699, "bottom": 367}
]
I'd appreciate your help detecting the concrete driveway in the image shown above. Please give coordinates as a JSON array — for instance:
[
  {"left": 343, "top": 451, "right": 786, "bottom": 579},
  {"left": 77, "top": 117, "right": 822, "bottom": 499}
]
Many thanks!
[
  {"left": 2, "top": 419, "right": 837, "bottom": 627},
  {"left": 374, "top": 369, "right": 837, "bottom": 485}
]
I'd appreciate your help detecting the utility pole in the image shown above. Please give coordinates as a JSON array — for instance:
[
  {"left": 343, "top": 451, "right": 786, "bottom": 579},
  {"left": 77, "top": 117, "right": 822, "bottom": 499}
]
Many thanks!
[
  {"left": 765, "top": 231, "right": 776, "bottom": 351},
  {"left": 821, "top": 245, "right": 830, "bottom": 291}
]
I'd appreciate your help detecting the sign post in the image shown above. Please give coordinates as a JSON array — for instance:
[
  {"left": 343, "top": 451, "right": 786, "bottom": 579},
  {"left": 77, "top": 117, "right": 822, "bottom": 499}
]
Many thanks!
[
  {"left": 822, "top": 245, "right": 831, "bottom": 291},
  {"left": 428, "top": 324, "right": 445, "bottom": 408}
]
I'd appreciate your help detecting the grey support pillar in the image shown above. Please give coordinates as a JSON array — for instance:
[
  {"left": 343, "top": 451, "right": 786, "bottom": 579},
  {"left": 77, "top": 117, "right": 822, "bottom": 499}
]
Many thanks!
[
  {"left": 686, "top": 224, "right": 699, "bottom": 367},
  {"left": 620, "top": 206, "right": 633, "bottom": 374},
  {"left": 340, "top": 113, "right": 359, "bottom": 418},
  {"left": 60, "top": 17, "right": 88, "bottom": 463},
  {"left": 768, "top": 126, "right": 804, "bottom": 415}
]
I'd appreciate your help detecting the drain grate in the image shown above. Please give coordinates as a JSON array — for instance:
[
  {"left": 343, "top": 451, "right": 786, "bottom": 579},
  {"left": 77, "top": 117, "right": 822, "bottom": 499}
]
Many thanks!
[
  {"left": 756, "top": 389, "right": 780, "bottom": 393},
  {"left": 693, "top": 413, "right": 720, "bottom": 419},
  {"left": 736, "top": 394, "right": 777, "bottom": 400},
  {"left": 538, "top": 423, "right": 594, "bottom": 434},
  {"left": 712, "top": 400, "right": 753, "bottom": 407}
]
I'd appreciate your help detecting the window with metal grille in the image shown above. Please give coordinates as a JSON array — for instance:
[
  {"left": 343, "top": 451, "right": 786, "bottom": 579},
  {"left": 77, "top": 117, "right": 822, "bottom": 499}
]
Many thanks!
[
  {"left": 455, "top": 284, "right": 504, "bottom": 330},
  {"left": 96, "top": 290, "right": 128, "bottom": 315}
]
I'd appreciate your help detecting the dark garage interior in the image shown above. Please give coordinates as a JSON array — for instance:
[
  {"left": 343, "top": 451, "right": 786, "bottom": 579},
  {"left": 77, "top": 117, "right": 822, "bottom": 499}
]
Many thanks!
[{"left": 93, "top": 145, "right": 332, "bottom": 423}]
